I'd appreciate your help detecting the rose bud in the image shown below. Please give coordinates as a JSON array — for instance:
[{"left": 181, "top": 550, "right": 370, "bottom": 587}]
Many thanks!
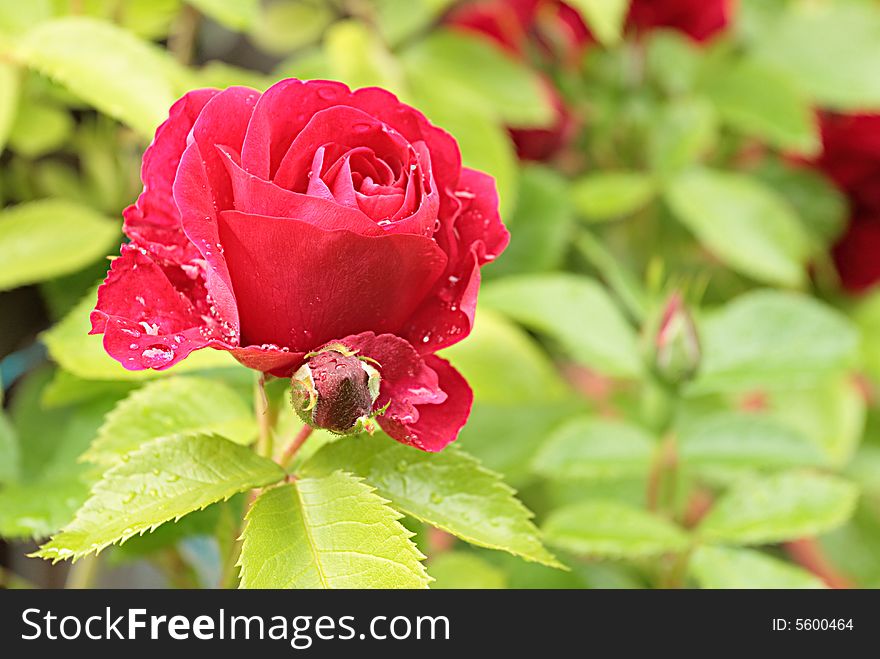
[
  {"left": 653, "top": 293, "right": 701, "bottom": 385},
  {"left": 291, "top": 344, "right": 382, "bottom": 435},
  {"left": 89, "top": 78, "right": 506, "bottom": 452}
]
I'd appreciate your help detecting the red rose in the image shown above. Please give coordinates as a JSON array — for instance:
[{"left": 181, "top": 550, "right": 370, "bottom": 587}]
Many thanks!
[
  {"left": 830, "top": 217, "right": 880, "bottom": 294},
  {"left": 813, "top": 113, "right": 880, "bottom": 292},
  {"left": 91, "top": 79, "right": 509, "bottom": 451},
  {"left": 627, "top": 0, "right": 735, "bottom": 42},
  {"left": 447, "top": 0, "right": 591, "bottom": 161},
  {"left": 448, "top": 0, "right": 591, "bottom": 63}
]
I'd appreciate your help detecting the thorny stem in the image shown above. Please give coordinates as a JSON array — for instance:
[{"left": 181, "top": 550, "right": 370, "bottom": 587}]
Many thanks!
[{"left": 280, "top": 426, "right": 315, "bottom": 470}]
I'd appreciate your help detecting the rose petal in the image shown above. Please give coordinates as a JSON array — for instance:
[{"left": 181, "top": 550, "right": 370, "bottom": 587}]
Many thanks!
[
  {"left": 217, "top": 210, "right": 447, "bottom": 351},
  {"left": 403, "top": 167, "right": 508, "bottom": 353},
  {"left": 230, "top": 345, "right": 306, "bottom": 377},
  {"left": 123, "top": 88, "right": 217, "bottom": 264},
  {"left": 342, "top": 332, "right": 446, "bottom": 423},
  {"left": 241, "top": 79, "right": 352, "bottom": 179},
  {"left": 175, "top": 87, "right": 259, "bottom": 344},
  {"left": 273, "top": 105, "right": 414, "bottom": 192},
  {"left": 379, "top": 354, "right": 473, "bottom": 452},
  {"left": 217, "top": 145, "right": 383, "bottom": 235},
  {"left": 351, "top": 86, "right": 462, "bottom": 195},
  {"left": 91, "top": 245, "right": 219, "bottom": 370}
]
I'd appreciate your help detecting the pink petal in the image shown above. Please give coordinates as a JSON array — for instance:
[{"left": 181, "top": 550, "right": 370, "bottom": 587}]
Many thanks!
[
  {"left": 175, "top": 87, "right": 259, "bottom": 344},
  {"left": 272, "top": 105, "right": 415, "bottom": 191},
  {"left": 379, "top": 354, "right": 473, "bottom": 452},
  {"left": 241, "top": 79, "right": 352, "bottom": 179},
  {"left": 403, "top": 167, "right": 509, "bottom": 353},
  {"left": 91, "top": 245, "right": 218, "bottom": 370},
  {"left": 217, "top": 210, "right": 447, "bottom": 351},
  {"left": 342, "top": 332, "right": 446, "bottom": 424},
  {"left": 230, "top": 346, "right": 307, "bottom": 377},
  {"left": 217, "top": 145, "right": 383, "bottom": 235},
  {"left": 123, "top": 88, "right": 218, "bottom": 264},
  {"left": 350, "top": 86, "right": 462, "bottom": 197}
]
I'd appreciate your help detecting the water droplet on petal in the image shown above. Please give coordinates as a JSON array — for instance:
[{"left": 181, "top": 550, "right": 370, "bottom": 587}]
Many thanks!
[{"left": 141, "top": 345, "right": 174, "bottom": 368}]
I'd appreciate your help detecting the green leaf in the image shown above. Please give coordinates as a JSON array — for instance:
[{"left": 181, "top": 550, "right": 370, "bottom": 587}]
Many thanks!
[
  {"left": 481, "top": 274, "right": 643, "bottom": 377},
  {"left": 754, "top": 160, "right": 847, "bottom": 247},
  {"left": 750, "top": 2, "right": 880, "bottom": 110},
  {"left": 441, "top": 309, "right": 569, "bottom": 404},
  {"left": 249, "top": 0, "right": 334, "bottom": 54},
  {"left": 35, "top": 434, "right": 285, "bottom": 562},
  {"left": 302, "top": 434, "right": 561, "bottom": 567},
  {"left": 239, "top": 472, "right": 429, "bottom": 589},
  {"left": 371, "top": 0, "right": 456, "bottom": 46},
  {"left": 691, "top": 290, "right": 859, "bottom": 394},
  {"left": 765, "top": 378, "right": 866, "bottom": 470},
  {"left": 649, "top": 97, "right": 717, "bottom": 175},
  {"left": 665, "top": 168, "right": 811, "bottom": 286},
  {"left": 0, "top": 412, "right": 19, "bottom": 485},
  {"left": 0, "top": 200, "right": 118, "bottom": 291},
  {"left": 8, "top": 100, "right": 73, "bottom": 157},
  {"left": 43, "top": 287, "right": 237, "bottom": 381},
  {"left": 0, "top": 368, "right": 126, "bottom": 539},
  {"left": 441, "top": 310, "right": 576, "bottom": 485},
  {"left": 86, "top": 377, "right": 256, "bottom": 466},
  {"left": 854, "top": 290, "right": 880, "bottom": 385},
  {"left": 645, "top": 30, "right": 700, "bottom": 94},
  {"left": 0, "top": 0, "right": 50, "bottom": 34},
  {"left": 0, "top": 475, "right": 92, "bottom": 540},
  {"left": 698, "top": 472, "right": 859, "bottom": 546},
  {"left": 429, "top": 552, "right": 507, "bottom": 589},
  {"left": 401, "top": 29, "right": 553, "bottom": 128},
  {"left": 323, "top": 20, "right": 404, "bottom": 91},
  {"left": 690, "top": 546, "right": 825, "bottom": 589},
  {"left": 14, "top": 18, "right": 176, "bottom": 138},
  {"left": 678, "top": 413, "right": 826, "bottom": 471},
  {"left": 187, "top": 0, "right": 259, "bottom": 30},
  {"left": 543, "top": 500, "right": 690, "bottom": 559},
  {"left": 571, "top": 171, "right": 656, "bottom": 222},
  {"left": 569, "top": 0, "right": 628, "bottom": 46},
  {"left": 489, "top": 165, "right": 574, "bottom": 277},
  {"left": 533, "top": 416, "right": 656, "bottom": 480},
  {"left": 0, "top": 61, "right": 19, "bottom": 155},
  {"left": 701, "top": 58, "right": 818, "bottom": 155},
  {"left": 414, "top": 102, "right": 518, "bottom": 217}
]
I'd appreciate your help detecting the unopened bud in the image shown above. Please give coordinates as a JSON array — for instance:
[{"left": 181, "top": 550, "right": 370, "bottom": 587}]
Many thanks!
[
  {"left": 654, "top": 293, "right": 700, "bottom": 385},
  {"left": 291, "top": 344, "right": 382, "bottom": 435}
]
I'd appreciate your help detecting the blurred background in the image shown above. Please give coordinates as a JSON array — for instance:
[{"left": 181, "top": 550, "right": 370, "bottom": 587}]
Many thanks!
[{"left": 2, "top": 0, "right": 880, "bottom": 589}]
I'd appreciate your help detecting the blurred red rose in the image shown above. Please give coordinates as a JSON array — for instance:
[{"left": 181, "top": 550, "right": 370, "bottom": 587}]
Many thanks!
[
  {"left": 813, "top": 113, "right": 880, "bottom": 293},
  {"left": 627, "top": 0, "right": 735, "bottom": 42},
  {"left": 91, "top": 78, "right": 509, "bottom": 450},
  {"left": 447, "top": 0, "right": 591, "bottom": 161}
]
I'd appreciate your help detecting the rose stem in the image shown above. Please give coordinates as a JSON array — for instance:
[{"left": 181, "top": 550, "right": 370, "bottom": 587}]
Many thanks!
[
  {"left": 168, "top": 3, "right": 200, "bottom": 66},
  {"left": 254, "top": 373, "right": 273, "bottom": 458},
  {"left": 280, "top": 426, "right": 314, "bottom": 470},
  {"left": 784, "top": 538, "right": 854, "bottom": 589}
]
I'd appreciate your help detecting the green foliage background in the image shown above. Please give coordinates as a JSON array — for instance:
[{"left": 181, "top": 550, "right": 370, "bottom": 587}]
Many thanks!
[{"left": 0, "top": 0, "right": 879, "bottom": 589}]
